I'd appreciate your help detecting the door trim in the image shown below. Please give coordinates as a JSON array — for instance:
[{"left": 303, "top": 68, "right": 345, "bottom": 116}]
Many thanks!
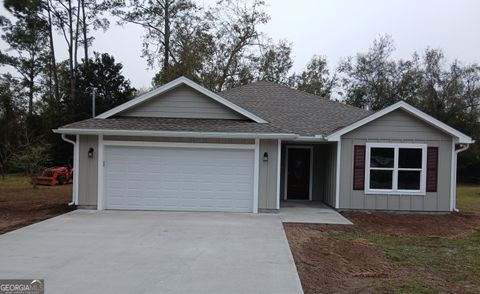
[
  {"left": 99, "top": 139, "right": 258, "bottom": 213},
  {"left": 284, "top": 145, "right": 313, "bottom": 201}
]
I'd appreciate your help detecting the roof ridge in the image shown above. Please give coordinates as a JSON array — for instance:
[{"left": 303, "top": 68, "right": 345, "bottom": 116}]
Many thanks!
[{"left": 220, "top": 80, "right": 369, "bottom": 115}]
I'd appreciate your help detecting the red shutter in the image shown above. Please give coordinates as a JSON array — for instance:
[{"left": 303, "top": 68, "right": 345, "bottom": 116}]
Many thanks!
[
  {"left": 426, "top": 147, "right": 438, "bottom": 192},
  {"left": 353, "top": 145, "right": 366, "bottom": 190}
]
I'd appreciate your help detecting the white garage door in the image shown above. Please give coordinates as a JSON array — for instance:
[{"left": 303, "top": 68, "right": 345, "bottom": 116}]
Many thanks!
[{"left": 104, "top": 145, "right": 254, "bottom": 212}]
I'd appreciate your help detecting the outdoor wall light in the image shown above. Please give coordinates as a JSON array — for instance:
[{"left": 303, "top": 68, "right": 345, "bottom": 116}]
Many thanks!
[
  {"left": 88, "top": 147, "right": 94, "bottom": 158},
  {"left": 263, "top": 152, "right": 268, "bottom": 162}
]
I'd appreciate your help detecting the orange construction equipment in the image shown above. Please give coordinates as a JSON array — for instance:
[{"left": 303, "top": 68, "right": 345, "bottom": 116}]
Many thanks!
[{"left": 34, "top": 166, "right": 73, "bottom": 186}]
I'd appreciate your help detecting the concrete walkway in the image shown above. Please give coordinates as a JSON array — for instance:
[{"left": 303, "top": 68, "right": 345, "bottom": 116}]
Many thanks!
[
  {"left": 0, "top": 210, "right": 303, "bottom": 294},
  {"left": 279, "top": 201, "right": 353, "bottom": 224}
]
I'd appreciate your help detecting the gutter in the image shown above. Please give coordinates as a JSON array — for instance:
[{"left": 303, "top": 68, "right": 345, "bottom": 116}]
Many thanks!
[
  {"left": 452, "top": 143, "right": 471, "bottom": 212},
  {"left": 60, "top": 134, "right": 77, "bottom": 206},
  {"left": 53, "top": 128, "right": 298, "bottom": 140}
]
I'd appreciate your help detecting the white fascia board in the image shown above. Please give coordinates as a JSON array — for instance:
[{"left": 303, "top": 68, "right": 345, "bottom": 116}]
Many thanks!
[
  {"left": 96, "top": 76, "right": 267, "bottom": 123},
  {"left": 326, "top": 101, "right": 474, "bottom": 144},
  {"left": 53, "top": 128, "right": 297, "bottom": 139}
]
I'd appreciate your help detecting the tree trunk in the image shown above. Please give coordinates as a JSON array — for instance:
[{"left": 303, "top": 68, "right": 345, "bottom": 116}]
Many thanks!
[
  {"left": 81, "top": 0, "right": 88, "bottom": 66},
  {"left": 74, "top": 0, "right": 81, "bottom": 69},
  {"left": 68, "top": 0, "right": 76, "bottom": 113},
  {"left": 0, "top": 162, "right": 5, "bottom": 180},
  {"left": 163, "top": 0, "right": 170, "bottom": 83},
  {"left": 47, "top": 1, "right": 60, "bottom": 106}
]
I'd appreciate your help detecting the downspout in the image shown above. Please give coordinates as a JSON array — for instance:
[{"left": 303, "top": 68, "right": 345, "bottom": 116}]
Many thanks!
[
  {"left": 61, "top": 134, "right": 77, "bottom": 206},
  {"left": 452, "top": 143, "right": 470, "bottom": 212}
]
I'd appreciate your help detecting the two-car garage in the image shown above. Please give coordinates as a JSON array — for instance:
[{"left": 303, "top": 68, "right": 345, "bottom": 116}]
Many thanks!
[{"left": 103, "top": 143, "right": 255, "bottom": 212}]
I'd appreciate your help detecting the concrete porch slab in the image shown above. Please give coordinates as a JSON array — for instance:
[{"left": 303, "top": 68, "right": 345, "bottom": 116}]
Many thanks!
[{"left": 278, "top": 201, "right": 353, "bottom": 224}]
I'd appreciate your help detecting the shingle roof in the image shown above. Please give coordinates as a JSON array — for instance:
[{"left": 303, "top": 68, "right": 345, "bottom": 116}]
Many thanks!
[
  {"left": 60, "top": 117, "right": 287, "bottom": 134},
  {"left": 220, "top": 81, "right": 371, "bottom": 136},
  {"left": 58, "top": 80, "right": 371, "bottom": 137}
]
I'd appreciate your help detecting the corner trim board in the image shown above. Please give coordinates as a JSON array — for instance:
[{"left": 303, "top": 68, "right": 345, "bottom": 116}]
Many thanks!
[
  {"left": 276, "top": 139, "right": 281, "bottom": 210},
  {"left": 335, "top": 140, "right": 341, "bottom": 209},
  {"left": 253, "top": 139, "right": 260, "bottom": 213},
  {"left": 97, "top": 135, "right": 104, "bottom": 210}
]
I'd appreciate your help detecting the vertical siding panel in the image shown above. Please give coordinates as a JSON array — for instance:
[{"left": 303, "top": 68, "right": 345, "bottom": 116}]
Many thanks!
[
  {"left": 258, "top": 139, "right": 278, "bottom": 210},
  {"left": 388, "top": 195, "right": 400, "bottom": 210},
  {"left": 399, "top": 196, "right": 411, "bottom": 211},
  {"left": 120, "top": 85, "right": 244, "bottom": 119},
  {"left": 78, "top": 135, "right": 98, "bottom": 207}
]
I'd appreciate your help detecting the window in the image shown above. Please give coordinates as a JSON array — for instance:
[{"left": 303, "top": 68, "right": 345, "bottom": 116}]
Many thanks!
[{"left": 365, "top": 143, "right": 427, "bottom": 195}]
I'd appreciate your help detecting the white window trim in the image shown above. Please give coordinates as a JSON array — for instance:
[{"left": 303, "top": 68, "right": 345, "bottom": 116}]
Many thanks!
[{"left": 365, "top": 142, "right": 427, "bottom": 196}]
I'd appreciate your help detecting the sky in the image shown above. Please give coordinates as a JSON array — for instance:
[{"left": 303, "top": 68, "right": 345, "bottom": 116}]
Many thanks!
[{"left": 0, "top": 0, "right": 479, "bottom": 90}]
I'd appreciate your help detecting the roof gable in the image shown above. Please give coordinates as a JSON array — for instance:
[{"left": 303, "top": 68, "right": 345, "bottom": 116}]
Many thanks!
[
  {"left": 118, "top": 85, "right": 245, "bottom": 120},
  {"left": 97, "top": 77, "right": 267, "bottom": 123},
  {"left": 326, "top": 101, "right": 473, "bottom": 144}
]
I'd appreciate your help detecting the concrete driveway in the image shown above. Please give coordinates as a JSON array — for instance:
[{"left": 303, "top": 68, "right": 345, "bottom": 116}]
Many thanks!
[{"left": 0, "top": 210, "right": 303, "bottom": 294}]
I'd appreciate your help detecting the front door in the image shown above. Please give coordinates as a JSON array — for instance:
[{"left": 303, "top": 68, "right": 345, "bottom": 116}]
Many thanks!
[{"left": 286, "top": 147, "right": 311, "bottom": 200}]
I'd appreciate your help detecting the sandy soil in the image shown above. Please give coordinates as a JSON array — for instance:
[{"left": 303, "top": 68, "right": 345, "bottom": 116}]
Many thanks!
[{"left": 0, "top": 184, "right": 73, "bottom": 234}]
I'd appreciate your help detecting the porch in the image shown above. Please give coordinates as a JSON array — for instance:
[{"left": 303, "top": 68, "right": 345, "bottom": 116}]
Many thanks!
[{"left": 279, "top": 201, "right": 352, "bottom": 224}]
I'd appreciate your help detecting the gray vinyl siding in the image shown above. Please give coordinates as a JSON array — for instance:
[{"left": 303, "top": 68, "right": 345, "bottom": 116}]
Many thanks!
[
  {"left": 78, "top": 135, "right": 98, "bottom": 208},
  {"left": 258, "top": 139, "right": 279, "bottom": 210},
  {"left": 103, "top": 136, "right": 254, "bottom": 144},
  {"left": 339, "top": 109, "right": 453, "bottom": 212},
  {"left": 118, "top": 85, "right": 245, "bottom": 120},
  {"left": 77, "top": 136, "right": 259, "bottom": 209},
  {"left": 318, "top": 144, "right": 337, "bottom": 207},
  {"left": 280, "top": 143, "right": 336, "bottom": 206}
]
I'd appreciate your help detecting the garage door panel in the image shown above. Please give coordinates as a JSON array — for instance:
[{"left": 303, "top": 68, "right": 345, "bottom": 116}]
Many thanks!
[{"left": 104, "top": 146, "right": 254, "bottom": 212}]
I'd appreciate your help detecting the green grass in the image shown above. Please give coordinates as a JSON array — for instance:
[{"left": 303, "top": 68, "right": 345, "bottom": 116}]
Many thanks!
[
  {"left": 0, "top": 173, "right": 33, "bottom": 189},
  {"left": 328, "top": 230, "right": 480, "bottom": 291},
  {"left": 377, "top": 279, "right": 437, "bottom": 294},
  {"left": 327, "top": 186, "right": 480, "bottom": 292},
  {"left": 457, "top": 184, "right": 480, "bottom": 213}
]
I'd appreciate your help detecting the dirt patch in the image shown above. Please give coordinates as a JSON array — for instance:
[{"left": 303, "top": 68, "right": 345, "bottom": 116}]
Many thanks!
[
  {"left": 284, "top": 212, "right": 480, "bottom": 293},
  {"left": 289, "top": 211, "right": 480, "bottom": 239},
  {"left": 0, "top": 184, "right": 74, "bottom": 234},
  {"left": 286, "top": 225, "right": 393, "bottom": 293},
  {"left": 342, "top": 211, "right": 480, "bottom": 238}
]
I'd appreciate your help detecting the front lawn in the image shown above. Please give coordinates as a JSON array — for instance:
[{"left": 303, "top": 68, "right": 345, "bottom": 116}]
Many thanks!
[
  {"left": 285, "top": 184, "right": 480, "bottom": 293},
  {"left": 0, "top": 174, "right": 73, "bottom": 234},
  {"left": 457, "top": 184, "right": 480, "bottom": 213}
]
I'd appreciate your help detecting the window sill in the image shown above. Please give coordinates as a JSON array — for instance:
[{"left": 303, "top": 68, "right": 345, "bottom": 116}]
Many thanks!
[{"left": 365, "top": 190, "right": 426, "bottom": 196}]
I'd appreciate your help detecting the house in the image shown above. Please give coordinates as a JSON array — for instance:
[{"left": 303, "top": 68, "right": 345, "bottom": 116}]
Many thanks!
[{"left": 54, "top": 77, "right": 474, "bottom": 213}]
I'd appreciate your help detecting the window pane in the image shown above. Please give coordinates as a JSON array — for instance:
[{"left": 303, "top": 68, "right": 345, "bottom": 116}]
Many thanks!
[
  {"left": 370, "top": 170, "right": 393, "bottom": 189},
  {"left": 398, "top": 171, "right": 421, "bottom": 190},
  {"left": 370, "top": 148, "right": 394, "bottom": 168},
  {"left": 399, "top": 148, "right": 422, "bottom": 168}
]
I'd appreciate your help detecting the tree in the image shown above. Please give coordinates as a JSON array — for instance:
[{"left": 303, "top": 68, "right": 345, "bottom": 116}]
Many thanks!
[
  {"left": 293, "top": 55, "right": 336, "bottom": 97},
  {"left": 13, "top": 143, "right": 51, "bottom": 188},
  {"left": 338, "top": 35, "right": 422, "bottom": 109},
  {"left": 338, "top": 35, "right": 480, "bottom": 182},
  {"left": 58, "top": 52, "right": 136, "bottom": 122},
  {"left": 109, "top": 0, "right": 198, "bottom": 84},
  {"left": 201, "top": 0, "right": 269, "bottom": 91},
  {"left": 0, "top": 0, "right": 50, "bottom": 121},
  {"left": 255, "top": 40, "right": 293, "bottom": 84},
  {"left": 79, "top": 0, "right": 110, "bottom": 67},
  {"left": 152, "top": 4, "right": 214, "bottom": 85},
  {"left": 0, "top": 74, "right": 25, "bottom": 179}
]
